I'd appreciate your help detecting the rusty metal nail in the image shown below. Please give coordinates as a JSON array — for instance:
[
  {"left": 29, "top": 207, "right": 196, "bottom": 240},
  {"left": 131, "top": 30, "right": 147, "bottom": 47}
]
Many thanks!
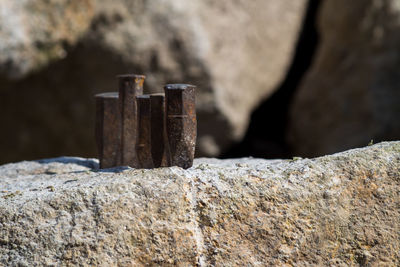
[
  {"left": 95, "top": 92, "right": 121, "bottom": 169},
  {"left": 164, "top": 84, "right": 197, "bottom": 169},
  {"left": 118, "top": 74, "right": 145, "bottom": 167},
  {"left": 150, "top": 93, "right": 166, "bottom": 168},
  {"left": 136, "top": 95, "right": 154, "bottom": 169}
]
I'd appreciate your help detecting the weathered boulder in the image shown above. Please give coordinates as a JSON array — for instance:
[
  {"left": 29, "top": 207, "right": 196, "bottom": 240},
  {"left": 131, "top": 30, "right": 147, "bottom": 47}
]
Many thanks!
[
  {"left": 288, "top": 0, "right": 400, "bottom": 157},
  {"left": 0, "top": 0, "right": 94, "bottom": 78},
  {"left": 0, "top": 0, "right": 307, "bottom": 164},
  {"left": 90, "top": 0, "right": 308, "bottom": 156},
  {"left": 1, "top": 142, "right": 399, "bottom": 266}
]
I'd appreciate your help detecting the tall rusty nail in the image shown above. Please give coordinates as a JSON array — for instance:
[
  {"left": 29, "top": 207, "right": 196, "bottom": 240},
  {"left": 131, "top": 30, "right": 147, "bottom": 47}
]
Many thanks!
[
  {"left": 164, "top": 84, "right": 197, "bottom": 169},
  {"left": 136, "top": 95, "right": 154, "bottom": 169},
  {"left": 95, "top": 92, "right": 121, "bottom": 169},
  {"left": 150, "top": 93, "right": 166, "bottom": 168},
  {"left": 118, "top": 74, "right": 145, "bottom": 167}
]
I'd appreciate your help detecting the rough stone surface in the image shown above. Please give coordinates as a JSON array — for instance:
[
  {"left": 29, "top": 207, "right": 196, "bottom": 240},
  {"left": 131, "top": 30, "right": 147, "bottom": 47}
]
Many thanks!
[
  {"left": 289, "top": 0, "right": 400, "bottom": 157},
  {"left": 1, "top": 142, "right": 399, "bottom": 266},
  {"left": 0, "top": 0, "right": 307, "bottom": 164}
]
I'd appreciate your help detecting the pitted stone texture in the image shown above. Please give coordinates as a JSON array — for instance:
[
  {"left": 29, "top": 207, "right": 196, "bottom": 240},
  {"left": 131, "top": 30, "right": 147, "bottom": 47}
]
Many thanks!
[{"left": 2, "top": 142, "right": 399, "bottom": 266}]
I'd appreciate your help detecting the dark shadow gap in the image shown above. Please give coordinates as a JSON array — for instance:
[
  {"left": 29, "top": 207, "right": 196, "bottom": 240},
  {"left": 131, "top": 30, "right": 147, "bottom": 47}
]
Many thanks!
[{"left": 221, "top": 0, "right": 322, "bottom": 159}]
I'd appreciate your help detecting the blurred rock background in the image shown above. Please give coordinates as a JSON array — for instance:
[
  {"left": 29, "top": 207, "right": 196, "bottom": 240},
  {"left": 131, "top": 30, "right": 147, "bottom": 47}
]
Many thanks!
[{"left": 0, "top": 0, "right": 399, "bottom": 164}]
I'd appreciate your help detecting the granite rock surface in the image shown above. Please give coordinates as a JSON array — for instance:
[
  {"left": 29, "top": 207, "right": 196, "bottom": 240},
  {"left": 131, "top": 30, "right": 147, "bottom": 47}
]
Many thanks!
[{"left": 1, "top": 142, "right": 399, "bottom": 266}]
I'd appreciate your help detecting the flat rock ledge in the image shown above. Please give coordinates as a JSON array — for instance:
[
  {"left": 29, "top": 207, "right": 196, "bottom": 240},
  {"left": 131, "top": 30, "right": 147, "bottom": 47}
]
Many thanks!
[{"left": 0, "top": 142, "right": 399, "bottom": 266}]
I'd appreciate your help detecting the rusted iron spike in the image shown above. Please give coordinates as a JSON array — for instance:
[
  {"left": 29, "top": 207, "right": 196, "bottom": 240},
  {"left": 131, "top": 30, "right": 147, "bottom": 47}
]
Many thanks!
[
  {"left": 150, "top": 93, "right": 166, "bottom": 168},
  {"left": 95, "top": 92, "right": 121, "bottom": 169},
  {"left": 118, "top": 74, "right": 145, "bottom": 167},
  {"left": 136, "top": 95, "right": 154, "bottom": 169},
  {"left": 164, "top": 84, "right": 197, "bottom": 169}
]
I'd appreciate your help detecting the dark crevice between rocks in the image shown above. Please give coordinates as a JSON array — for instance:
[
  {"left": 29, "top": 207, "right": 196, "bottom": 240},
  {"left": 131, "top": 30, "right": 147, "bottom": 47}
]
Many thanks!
[{"left": 221, "top": 0, "right": 322, "bottom": 159}]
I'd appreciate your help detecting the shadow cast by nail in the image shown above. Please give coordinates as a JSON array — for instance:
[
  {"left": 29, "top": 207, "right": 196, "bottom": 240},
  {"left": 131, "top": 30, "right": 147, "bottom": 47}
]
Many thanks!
[
  {"left": 36, "top": 156, "right": 99, "bottom": 169},
  {"left": 95, "top": 166, "right": 131, "bottom": 173}
]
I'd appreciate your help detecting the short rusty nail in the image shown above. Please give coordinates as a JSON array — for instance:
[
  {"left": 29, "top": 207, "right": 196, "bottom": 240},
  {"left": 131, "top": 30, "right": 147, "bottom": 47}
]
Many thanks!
[
  {"left": 150, "top": 93, "right": 166, "bottom": 168},
  {"left": 95, "top": 92, "right": 121, "bottom": 169},
  {"left": 164, "top": 84, "right": 197, "bottom": 169},
  {"left": 136, "top": 95, "right": 154, "bottom": 169},
  {"left": 118, "top": 74, "right": 145, "bottom": 167}
]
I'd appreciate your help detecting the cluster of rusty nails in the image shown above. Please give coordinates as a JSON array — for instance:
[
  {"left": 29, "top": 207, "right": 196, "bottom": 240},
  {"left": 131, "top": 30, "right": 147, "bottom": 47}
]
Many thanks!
[{"left": 95, "top": 74, "right": 197, "bottom": 169}]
